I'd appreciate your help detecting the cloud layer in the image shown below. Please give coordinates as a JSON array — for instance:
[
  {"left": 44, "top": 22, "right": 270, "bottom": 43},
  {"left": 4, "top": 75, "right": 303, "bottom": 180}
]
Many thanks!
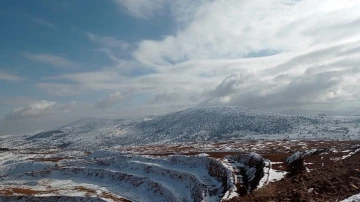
[
  {"left": 40, "top": 0, "right": 360, "bottom": 114},
  {"left": 94, "top": 91, "right": 127, "bottom": 109},
  {"left": 0, "top": 71, "right": 23, "bottom": 82},
  {"left": 2, "top": 0, "right": 360, "bottom": 135},
  {"left": 4, "top": 100, "right": 79, "bottom": 121},
  {"left": 120, "top": 0, "right": 360, "bottom": 112},
  {"left": 113, "top": 0, "right": 167, "bottom": 19},
  {"left": 24, "top": 52, "right": 78, "bottom": 68}
]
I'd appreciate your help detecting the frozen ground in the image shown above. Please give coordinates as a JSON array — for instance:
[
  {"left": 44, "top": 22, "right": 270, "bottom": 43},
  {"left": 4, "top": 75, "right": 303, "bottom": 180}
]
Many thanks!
[
  {"left": 0, "top": 150, "right": 232, "bottom": 202},
  {"left": 2, "top": 139, "right": 360, "bottom": 202},
  {"left": 341, "top": 193, "right": 360, "bottom": 202}
]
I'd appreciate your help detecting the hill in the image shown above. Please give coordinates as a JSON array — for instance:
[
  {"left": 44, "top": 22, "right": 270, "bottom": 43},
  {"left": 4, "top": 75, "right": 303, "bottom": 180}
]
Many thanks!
[{"left": 3, "top": 106, "right": 360, "bottom": 150}]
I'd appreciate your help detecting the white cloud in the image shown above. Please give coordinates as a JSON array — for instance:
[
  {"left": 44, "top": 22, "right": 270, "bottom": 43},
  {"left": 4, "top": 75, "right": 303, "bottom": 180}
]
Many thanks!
[
  {"left": 86, "top": 32, "right": 153, "bottom": 77},
  {"left": 0, "top": 71, "right": 23, "bottom": 82},
  {"left": 113, "top": 0, "right": 168, "bottom": 19},
  {"left": 36, "top": 83, "right": 90, "bottom": 96},
  {"left": 47, "top": 71, "right": 123, "bottom": 83},
  {"left": 31, "top": 18, "right": 56, "bottom": 28},
  {"left": 38, "top": 0, "right": 360, "bottom": 115},
  {"left": 134, "top": 0, "right": 360, "bottom": 66},
  {"left": 37, "top": 71, "right": 125, "bottom": 95},
  {"left": 86, "top": 32, "right": 129, "bottom": 50},
  {"left": 94, "top": 91, "right": 127, "bottom": 109},
  {"left": 3, "top": 100, "right": 81, "bottom": 121},
  {"left": 24, "top": 52, "right": 78, "bottom": 68},
  {"left": 129, "top": 0, "right": 360, "bottom": 112},
  {"left": 0, "top": 101, "right": 92, "bottom": 135},
  {"left": 0, "top": 97, "right": 35, "bottom": 106}
]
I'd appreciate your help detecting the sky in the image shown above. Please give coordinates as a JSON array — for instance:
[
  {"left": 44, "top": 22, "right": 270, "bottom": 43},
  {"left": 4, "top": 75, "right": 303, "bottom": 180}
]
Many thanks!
[{"left": 1, "top": 0, "right": 360, "bottom": 135}]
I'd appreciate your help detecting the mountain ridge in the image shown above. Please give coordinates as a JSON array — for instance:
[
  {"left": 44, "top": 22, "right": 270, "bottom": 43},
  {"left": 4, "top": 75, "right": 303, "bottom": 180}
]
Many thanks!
[{"left": 3, "top": 106, "right": 360, "bottom": 150}]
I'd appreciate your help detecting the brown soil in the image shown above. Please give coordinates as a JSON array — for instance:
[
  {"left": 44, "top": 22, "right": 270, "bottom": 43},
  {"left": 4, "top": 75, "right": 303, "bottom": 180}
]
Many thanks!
[
  {"left": 0, "top": 188, "right": 51, "bottom": 195},
  {"left": 28, "top": 157, "right": 70, "bottom": 162},
  {"left": 75, "top": 186, "right": 131, "bottom": 202},
  {"left": 0, "top": 187, "right": 130, "bottom": 202},
  {"left": 226, "top": 153, "right": 360, "bottom": 202},
  {"left": 18, "top": 150, "right": 58, "bottom": 155},
  {"left": 124, "top": 140, "right": 360, "bottom": 155}
]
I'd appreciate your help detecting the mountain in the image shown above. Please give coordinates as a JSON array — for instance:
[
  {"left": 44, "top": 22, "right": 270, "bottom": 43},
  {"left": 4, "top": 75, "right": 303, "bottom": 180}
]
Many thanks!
[{"left": 3, "top": 106, "right": 360, "bottom": 150}]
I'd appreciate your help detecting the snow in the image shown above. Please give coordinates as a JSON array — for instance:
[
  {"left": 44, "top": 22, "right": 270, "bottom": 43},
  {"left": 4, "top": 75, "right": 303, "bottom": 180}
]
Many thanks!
[
  {"left": 2, "top": 106, "right": 360, "bottom": 201},
  {"left": 198, "top": 153, "right": 210, "bottom": 157},
  {"left": 0, "top": 151, "right": 232, "bottom": 202},
  {"left": 341, "top": 148, "right": 360, "bottom": 160},
  {"left": 3, "top": 106, "right": 360, "bottom": 150},
  {"left": 220, "top": 159, "right": 239, "bottom": 200},
  {"left": 341, "top": 193, "right": 360, "bottom": 202},
  {"left": 258, "top": 161, "right": 287, "bottom": 189}
]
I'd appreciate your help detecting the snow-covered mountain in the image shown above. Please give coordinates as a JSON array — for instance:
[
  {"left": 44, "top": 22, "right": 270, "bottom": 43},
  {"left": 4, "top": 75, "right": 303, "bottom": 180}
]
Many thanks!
[{"left": 3, "top": 106, "right": 360, "bottom": 150}]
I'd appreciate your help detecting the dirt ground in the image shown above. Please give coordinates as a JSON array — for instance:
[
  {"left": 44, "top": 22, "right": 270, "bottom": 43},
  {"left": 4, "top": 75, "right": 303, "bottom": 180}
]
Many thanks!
[
  {"left": 226, "top": 152, "right": 360, "bottom": 202},
  {"left": 124, "top": 140, "right": 360, "bottom": 155},
  {"left": 138, "top": 140, "right": 360, "bottom": 202}
]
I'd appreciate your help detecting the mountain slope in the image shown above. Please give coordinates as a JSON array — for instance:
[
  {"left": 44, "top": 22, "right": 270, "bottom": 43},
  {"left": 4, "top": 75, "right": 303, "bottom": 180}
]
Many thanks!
[
  {"left": 127, "top": 106, "right": 296, "bottom": 144},
  {"left": 4, "top": 106, "right": 360, "bottom": 150}
]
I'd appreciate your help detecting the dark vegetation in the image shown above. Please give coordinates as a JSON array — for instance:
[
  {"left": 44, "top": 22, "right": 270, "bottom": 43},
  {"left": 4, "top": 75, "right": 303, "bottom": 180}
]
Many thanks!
[
  {"left": 26, "top": 130, "right": 64, "bottom": 140},
  {"left": 226, "top": 151, "right": 360, "bottom": 202},
  {"left": 228, "top": 153, "right": 266, "bottom": 195},
  {"left": 285, "top": 152, "right": 306, "bottom": 176}
]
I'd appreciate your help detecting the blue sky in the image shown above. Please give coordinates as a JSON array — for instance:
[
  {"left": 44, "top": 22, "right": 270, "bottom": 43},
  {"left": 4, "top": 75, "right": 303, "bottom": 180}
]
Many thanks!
[
  {"left": 0, "top": 0, "right": 173, "bottom": 119},
  {"left": 1, "top": 0, "right": 360, "bottom": 135},
  {"left": 0, "top": 0, "right": 171, "bottom": 102}
]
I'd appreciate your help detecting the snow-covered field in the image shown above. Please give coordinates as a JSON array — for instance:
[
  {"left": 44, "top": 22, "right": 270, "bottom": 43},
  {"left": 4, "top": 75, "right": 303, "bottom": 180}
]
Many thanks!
[
  {"left": 2, "top": 107, "right": 360, "bottom": 201},
  {"left": 1, "top": 145, "right": 309, "bottom": 202},
  {"left": 0, "top": 149, "right": 244, "bottom": 202},
  {"left": 2, "top": 140, "right": 360, "bottom": 201}
]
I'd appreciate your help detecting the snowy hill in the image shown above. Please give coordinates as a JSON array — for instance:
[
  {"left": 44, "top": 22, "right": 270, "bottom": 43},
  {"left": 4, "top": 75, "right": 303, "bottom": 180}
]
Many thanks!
[{"left": 2, "top": 106, "right": 360, "bottom": 150}]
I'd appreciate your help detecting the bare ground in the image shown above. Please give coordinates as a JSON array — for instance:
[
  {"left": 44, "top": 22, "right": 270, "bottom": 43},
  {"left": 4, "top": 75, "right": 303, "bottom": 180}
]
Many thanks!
[{"left": 226, "top": 152, "right": 360, "bottom": 202}]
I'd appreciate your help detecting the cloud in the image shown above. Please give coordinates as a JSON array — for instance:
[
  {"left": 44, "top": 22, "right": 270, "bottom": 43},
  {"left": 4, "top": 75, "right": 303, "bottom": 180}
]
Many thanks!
[
  {"left": 31, "top": 18, "right": 56, "bottom": 28},
  {"left": 23, "top": 52, "right": 78, "bottom": 68},
  {"left": 134, "top": 0, "right": 360, "bottom": 66},
  {"left": 0, "top": 71, "right": 23, "bottom": 82},
  {"left": 112, "top": 0, "right": 168, "bottom": 19},
  {"left": 37, "top": 71, "right": 125, "bottom": 95},
  {"left": 94, "top": 91, "right": 127, "bottom": 109},
  {"left": 0, "top": 97, "right": 35, "bottom": 106},
  {"left": 36, "top": 83, "right": 90, "bottom": 95},
  {"left": 86, "top": 32, "right": 129, "bottom": 50},
  {"left": 0, "top": 101, "right": 93, "bottom": 135},
  {"left": 208, "top": 72, "right": 244, "bottom": 98},
  {"left": 4, "top": 100, "right": 79, "bottom": 121},
  {"left": 46, "top": 71, "right": 123, "bottom": 83},
  {"left": 200, "top": 42, "right": 360, "bottom": 109},
  {"left": 86, "top": 32, "right": 153, "bottom": 77},
  {"left": 37, "top": 0, "right": 360, "bottom": 116},
  {"left": 127, "top": 0, "right": 360, "bottom": 112}
]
